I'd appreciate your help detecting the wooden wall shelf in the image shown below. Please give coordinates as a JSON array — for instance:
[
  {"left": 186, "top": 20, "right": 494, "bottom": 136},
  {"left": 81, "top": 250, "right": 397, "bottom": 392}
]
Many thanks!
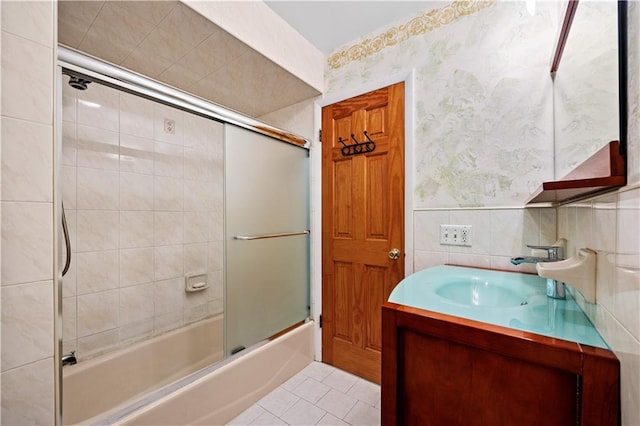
[{"left": 526, "top": 141, "right": 626, "bottom": 205}]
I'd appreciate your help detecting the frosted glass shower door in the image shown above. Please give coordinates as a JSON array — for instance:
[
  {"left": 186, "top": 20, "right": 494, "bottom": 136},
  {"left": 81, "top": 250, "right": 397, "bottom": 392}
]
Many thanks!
[{"left": 225, "top": 125, "right": 310, "bottom": 356}]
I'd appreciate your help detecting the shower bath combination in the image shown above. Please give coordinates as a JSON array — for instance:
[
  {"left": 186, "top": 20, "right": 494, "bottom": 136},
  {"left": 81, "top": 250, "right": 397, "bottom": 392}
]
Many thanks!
[{"left": 57, "top": 57, "right": 311, "bottom": 424}]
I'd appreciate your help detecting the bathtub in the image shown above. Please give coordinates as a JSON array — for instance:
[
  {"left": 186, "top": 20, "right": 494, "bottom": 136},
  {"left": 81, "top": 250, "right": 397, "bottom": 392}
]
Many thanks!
[
  {"left": 64, "top": 317, "right": 314, "bottom": 425},
  {"left": 115, "top": 321, "right": 314, "bottom": 425},
  {"left": 63, "top": 315, "right": 224, "bottom": 425}
]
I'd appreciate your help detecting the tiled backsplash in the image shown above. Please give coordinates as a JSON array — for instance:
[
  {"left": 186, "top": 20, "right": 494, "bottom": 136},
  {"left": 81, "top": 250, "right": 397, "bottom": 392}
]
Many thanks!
[
  {"left": 61, "top": 79, "right": 224, "bottom": 360},
  {"left": 413, "top": 207, "right": 556, "bottom": 274},
  {"left": 559, "top": 188, "right": 640, "bottom": 426}
]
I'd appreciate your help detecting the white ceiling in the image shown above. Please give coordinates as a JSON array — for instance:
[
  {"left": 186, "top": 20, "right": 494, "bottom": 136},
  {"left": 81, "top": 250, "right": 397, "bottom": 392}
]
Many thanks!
[{"left": 264, "top": 1, "right": 442, "bottom": 53}]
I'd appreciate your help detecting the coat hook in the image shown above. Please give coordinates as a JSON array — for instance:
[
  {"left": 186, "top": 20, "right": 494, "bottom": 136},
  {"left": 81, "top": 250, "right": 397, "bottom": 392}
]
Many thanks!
[
  {"left": 363, "top": 131, "right": 374, "bottom": 143},
  {"left": 338, "top": 136, "right": 348, "bottom": 147},
  {"left": 340, "top": 131, "right": 377, "bottom": 157}
]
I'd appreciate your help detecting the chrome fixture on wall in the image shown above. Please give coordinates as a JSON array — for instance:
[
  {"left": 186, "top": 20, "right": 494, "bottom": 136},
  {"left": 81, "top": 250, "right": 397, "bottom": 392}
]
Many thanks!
[
  {"left": 62, "top": 351, "right": 77, "bottom": 366},
  {"left": 63, "top": 71, "right": 92, "bottom": 91},
  {"left": 510, "top": 239, "right": 567, "bottom": 299},
  {"left": 510, "top": 244, "right": 565, "bottom": 265}
]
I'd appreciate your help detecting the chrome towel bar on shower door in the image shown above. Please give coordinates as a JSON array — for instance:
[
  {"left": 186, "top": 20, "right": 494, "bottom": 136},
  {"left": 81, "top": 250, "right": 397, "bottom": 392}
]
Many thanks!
[{"left": 233, "top": 230, "right": 310, "bottom": 240}]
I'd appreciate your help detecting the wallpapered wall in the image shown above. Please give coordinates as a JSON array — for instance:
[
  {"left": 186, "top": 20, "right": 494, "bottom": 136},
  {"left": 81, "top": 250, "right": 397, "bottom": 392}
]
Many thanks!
[{"left": 324, "top": 1, "right": 558, "bottom": 208}]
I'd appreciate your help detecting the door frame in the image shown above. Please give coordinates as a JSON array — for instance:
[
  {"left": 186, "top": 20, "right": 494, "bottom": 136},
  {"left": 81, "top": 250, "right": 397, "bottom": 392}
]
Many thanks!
[{"left": 311, "top": 69, "right": 416, "bottom": 361}]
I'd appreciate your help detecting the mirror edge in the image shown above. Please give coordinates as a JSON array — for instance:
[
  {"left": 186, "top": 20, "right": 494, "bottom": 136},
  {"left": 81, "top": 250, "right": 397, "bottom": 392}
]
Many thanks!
[
  {"left": 551, "top": 0, "right": 579, "bottom": 74},
  {"left": 618, "top": 0, "right": 628, "bottom": 162},
  {"left": 528, "top": 0, "right": 629, "bottom": 205}
]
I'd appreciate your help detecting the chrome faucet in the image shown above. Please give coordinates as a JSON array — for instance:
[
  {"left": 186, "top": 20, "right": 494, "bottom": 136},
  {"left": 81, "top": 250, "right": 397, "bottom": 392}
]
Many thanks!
[
  {"left": 510, "top": 244, "right": 564, "bottom": 265},
  {"left": 62, "top": 351, "right": 77, "bottom": 367},
  {"left": 511, "top": 241, "right": 567, "bottom": 299}
]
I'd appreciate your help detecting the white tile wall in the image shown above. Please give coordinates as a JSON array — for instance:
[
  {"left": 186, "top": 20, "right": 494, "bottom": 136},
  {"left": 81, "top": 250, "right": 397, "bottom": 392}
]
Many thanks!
[
  {"left": 0, "top": 1, "right": 53, "bottom": 48},
  {"left": 76, "top": 250, "right": 119, "bottom": 294},
  {"left": 1, "top": 31, "right": 53, "bottom": 123},
  {"left": 1, "top": 281, "right": 54, "bottom": 371},
  {"left": 558, "top": 187, "right": 640, "bottom": 426},
  {"left": 61, "top": 78, "right": 224, "bottom": 360},
  {"left": 413, "top": 207, "right": 557, "bottom": 275},
  {"left": 0, "top": 358, "right": 55, "bottom": 425},
  {"left": 0, "top": 1, "right": 56, "bottom": 424},
  {"left": 120, "top": 247, "right": 154, "bottom": 286},
  {"left": 1, "top": 201, "right": 53, "bottom": 285},
  {"left": 1, "top": 117, "right": 53, "bottom": 202}
]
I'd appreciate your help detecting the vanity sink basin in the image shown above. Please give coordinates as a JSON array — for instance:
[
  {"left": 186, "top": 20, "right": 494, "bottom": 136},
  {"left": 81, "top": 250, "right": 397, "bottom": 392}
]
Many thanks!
[
  {"left": 435, "top": 280, "right": 526, "bottom": 307},
  {"left": 388, "top": 265, "right": 608, "bottom": 349}
]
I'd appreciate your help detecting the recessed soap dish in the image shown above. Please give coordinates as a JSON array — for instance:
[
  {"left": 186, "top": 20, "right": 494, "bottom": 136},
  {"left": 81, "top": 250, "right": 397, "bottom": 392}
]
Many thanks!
[{"left": 185, "top": 274, "right": 208, "bottom": 292}]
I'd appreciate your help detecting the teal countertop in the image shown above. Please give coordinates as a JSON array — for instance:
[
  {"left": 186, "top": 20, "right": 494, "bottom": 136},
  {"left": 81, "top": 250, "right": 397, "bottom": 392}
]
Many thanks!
[{"left": 388, "top": 265, "right": 608, "bottom": 349}]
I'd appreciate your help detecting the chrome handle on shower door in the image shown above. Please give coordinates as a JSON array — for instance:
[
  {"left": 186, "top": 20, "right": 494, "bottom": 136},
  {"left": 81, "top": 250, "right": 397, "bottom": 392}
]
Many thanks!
[
  {"left": 61, "top": 202, "right": 71, "bottom": 276},
  {"left": 388, "top": 248, "right": 401, "bottom": 260}
]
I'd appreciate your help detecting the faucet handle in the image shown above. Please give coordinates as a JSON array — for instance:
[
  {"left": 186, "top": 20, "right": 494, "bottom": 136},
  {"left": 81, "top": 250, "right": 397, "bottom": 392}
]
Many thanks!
[
  {"left": 526, "top": 239, "right": 566, "bottom": 260},
  {"left": 526, "top": 244, "right": 562, "bottom": 250},
  {"left": 526, "top": 245, "right": 563, "bottom": 260}
]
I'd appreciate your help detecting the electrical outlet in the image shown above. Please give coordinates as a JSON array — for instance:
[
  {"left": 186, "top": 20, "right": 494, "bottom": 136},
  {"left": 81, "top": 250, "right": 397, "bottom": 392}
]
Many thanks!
[
  {"left": 440, "top": 225, "right": 472, "bottom": 246},
  {"left": 460, "top": 226, "right": 471, "bottom": 245},
  {"left": 164, "top": 118, "right": 176, "bottom": 134}
]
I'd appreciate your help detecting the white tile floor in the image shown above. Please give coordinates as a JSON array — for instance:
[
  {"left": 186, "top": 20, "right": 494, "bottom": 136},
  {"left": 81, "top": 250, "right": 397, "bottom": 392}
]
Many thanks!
[{"left": 228, "top": 362, "right": 381, "bottom": 426}]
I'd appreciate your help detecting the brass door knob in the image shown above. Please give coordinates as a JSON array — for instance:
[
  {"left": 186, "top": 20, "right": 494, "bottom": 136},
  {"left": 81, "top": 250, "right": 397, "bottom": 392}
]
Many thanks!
[{"left": 388, "top": 248, "right": 401, "bottom": 260}]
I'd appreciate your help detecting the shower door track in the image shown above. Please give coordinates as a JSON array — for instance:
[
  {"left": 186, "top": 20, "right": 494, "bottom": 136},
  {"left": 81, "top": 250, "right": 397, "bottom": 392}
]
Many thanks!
[
  {"left": 57, "top": 46, "right": 310, "bottom": 149},
  {"left": 234, "top": 230, "right": 310, "bottom": 240}
]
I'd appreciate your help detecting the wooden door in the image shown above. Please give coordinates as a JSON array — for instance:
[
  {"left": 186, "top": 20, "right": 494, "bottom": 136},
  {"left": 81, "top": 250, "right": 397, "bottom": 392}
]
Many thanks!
[{"left": 322, "top": 83, "right": 405, "bottom": 384}]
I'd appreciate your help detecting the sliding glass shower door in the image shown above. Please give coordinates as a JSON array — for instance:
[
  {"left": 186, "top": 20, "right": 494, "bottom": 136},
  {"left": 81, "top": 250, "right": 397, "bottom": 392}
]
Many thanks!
[{"left": 224, "top": 125, "right": 310, "bottom": 356}]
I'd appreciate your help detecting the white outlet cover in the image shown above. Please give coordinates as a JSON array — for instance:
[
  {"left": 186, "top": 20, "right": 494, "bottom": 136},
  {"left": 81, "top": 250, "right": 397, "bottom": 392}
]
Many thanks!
[
  {"left": 440, "top": 224, "right": 472, "bottom": 247},
  {"left": 164, "top": 118, "right": 176, "bottom": 134}
]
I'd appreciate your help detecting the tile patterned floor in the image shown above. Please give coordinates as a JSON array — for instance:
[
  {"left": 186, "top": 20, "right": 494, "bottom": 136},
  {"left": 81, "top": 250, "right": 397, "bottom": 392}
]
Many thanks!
[{"left": 228, "top": 361, "right": 381, "bottom": 425}]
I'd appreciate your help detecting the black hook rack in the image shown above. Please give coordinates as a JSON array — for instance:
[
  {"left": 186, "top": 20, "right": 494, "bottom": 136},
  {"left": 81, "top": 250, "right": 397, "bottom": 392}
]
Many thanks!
[{"left": 339, "top": 131, "right": 376, "bottom": 157}]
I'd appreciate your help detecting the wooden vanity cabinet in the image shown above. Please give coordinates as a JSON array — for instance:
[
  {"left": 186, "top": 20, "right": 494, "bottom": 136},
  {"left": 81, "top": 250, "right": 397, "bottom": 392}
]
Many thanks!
[{"left": 382, "top": 302, "right": 620, "bottom": 426}]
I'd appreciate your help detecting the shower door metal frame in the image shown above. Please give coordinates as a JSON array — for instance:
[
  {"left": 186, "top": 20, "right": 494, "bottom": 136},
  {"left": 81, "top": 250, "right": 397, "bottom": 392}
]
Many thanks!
[
  {"left": 54, "top": 65, "right": 64, "bottom": 426},
  {"left": 224, "top": 124, "right": 311, "bottom": 357},
  {"left": 57, "top": 46, "right": 310, "bottom": 149}
]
